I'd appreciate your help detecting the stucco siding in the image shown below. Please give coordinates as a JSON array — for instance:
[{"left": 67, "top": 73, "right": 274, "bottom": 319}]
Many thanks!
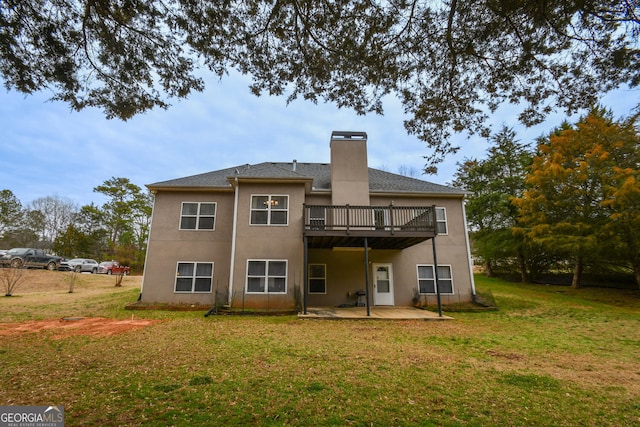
[
  {"left": 141, "top": 191, "right": 234, "bottom": 305},
  {"left": 228, "top": 182, "right": 306, "bottom": 309}
]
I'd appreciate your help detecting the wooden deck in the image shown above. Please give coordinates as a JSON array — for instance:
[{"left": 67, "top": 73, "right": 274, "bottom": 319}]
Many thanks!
[
  {"left": 298, "top": 306, "right": 453, "bottom": 320},
  {"left": 303, "top": 204, "right": 437, "bottom": 250}
]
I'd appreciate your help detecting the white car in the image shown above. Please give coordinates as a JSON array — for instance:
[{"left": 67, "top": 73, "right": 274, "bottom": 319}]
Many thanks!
[{"left": 66, "top": 258, "right": 100, "bottom": 273}]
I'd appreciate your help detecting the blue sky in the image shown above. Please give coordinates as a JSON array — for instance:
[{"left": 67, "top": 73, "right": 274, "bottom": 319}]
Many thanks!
[{"left": 1, "top": 70, "right": 637, "bottom": 208}]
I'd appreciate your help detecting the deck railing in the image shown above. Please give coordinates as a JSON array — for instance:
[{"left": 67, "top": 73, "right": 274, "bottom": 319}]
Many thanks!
[{"left": 303, "top": 204, "right": 437, "bottom": 235}]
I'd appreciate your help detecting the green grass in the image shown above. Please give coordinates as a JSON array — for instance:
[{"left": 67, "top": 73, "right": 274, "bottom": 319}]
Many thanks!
[{"left": 1, "top": 274, "right": 639, "bottom": 426}]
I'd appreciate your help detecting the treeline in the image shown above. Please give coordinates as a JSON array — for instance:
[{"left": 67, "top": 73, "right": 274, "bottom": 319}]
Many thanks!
[
  {"left": 453, "top": 107, "right": 639, "bottom": 289},
  {"left": 0, "top": 177, "right": 152, "bottom": 273}
]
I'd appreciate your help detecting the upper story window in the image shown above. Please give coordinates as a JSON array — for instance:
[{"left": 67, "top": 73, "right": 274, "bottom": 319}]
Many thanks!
[
  {"left": 250, "top": 195, "right": 288, "bottom": 225},
  {"left": 436, "top": 207, "right": 448, "bottom": 234},
  {"left": 373, "top": 208, "right": 390, "bottom": 230},
  {"left": 180, "top": 202, "right": 216, "bottom": 230}
]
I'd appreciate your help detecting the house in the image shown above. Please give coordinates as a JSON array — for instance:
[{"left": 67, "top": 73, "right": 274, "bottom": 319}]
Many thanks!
[{"left": 140, "top": 131, "right": 476, "bottom": 314}]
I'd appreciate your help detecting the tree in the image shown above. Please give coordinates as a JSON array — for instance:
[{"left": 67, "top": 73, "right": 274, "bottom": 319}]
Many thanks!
[
  {"left": 0, "top": 207, "right": 43, "bottom": 249},
  {"left": 93, "top": 177, "right": 150, "bottom": 245},
  {"left": 452, "top": 127, "right": 533, "bottom": 281},
  {"left": 599, "top": 116, "right": 640, "bottom": 287},
  {"left": 92, "top": 177, "right": 152, "bottom": 270},
  {"left": 1, "top": 1, "right": 638, "bottom": 168},
  {"left": 0, "top": 189, "right": 22, "bottom": 236},
  {"left": 0, "top": 264, "right": 26, "bottom": 296},
  {"left": 129, "top": 191, "right": 153, "bottom": 252},
  {"left": 29, "top": 195, "right": 77, "bottom": 244},
  {"left": 514, "top": 108, "right": 638, "bottom": 288},
  {"left": 54, "top": 205, "right": 110, "bottom": 259},
  {"left": 52, "top": 223, "right": 93, "bottom": 259},
  {"left": 397, "top": 165, "right": 420, "bottom": 178}
]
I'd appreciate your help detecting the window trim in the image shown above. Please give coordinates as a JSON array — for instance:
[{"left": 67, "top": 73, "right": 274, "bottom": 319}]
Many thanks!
[
  {"left": 249, "top": 195, "right": 289, "bottom": 226},
  {"left": 179, "top": 202, "right": 217, "bottom": 231},
  {"left": 416, "top": 264, "right": 454, "bottom": 295},
  {"left": 308, "top": 263, "right": 327, "bottom": 294},
  {"left": 245, "top": 259, "right": 288, "bottom": 294},
  {"left": 435, "top": 207, "right": 448, "bottom": 235},
  {"left": 174, "top": 261, "right": 214, "bottom": 293}
]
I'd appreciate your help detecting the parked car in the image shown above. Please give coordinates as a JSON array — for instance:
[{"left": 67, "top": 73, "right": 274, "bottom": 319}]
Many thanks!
[
  {"left": 98, "top": 261, "right": 130, "bottom": 275},
  {"left": 66, "top": 258, "right": 100, "bottom": 273},
  {"left": 0, "top": 248, "right": 63, "bottom": 270},
  {"left": 58, "top": 257, "right": 71, "bottom": 271}
]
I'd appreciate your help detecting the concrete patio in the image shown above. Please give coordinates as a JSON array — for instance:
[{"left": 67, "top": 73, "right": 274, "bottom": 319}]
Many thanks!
[{"left": 298, "top": 306, "right": 453, "bottom": 320}]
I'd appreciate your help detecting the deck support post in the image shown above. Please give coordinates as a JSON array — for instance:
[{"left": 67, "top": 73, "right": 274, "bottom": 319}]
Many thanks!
[
  {"left": 364, "top": 237, "right": 371, "bottom": 317},
  {"left": 303, "top": 236, "right": 308, "bottom": 315}
]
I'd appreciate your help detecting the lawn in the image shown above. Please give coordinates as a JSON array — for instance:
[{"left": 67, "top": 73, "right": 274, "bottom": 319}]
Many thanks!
[{"left": 0, "top": 271, "right": 639, "bottom": 426}]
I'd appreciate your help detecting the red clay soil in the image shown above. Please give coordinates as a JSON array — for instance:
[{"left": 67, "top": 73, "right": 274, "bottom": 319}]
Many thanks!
[{"left": 0, "top": 317, "right": 161, "bottom": 340}]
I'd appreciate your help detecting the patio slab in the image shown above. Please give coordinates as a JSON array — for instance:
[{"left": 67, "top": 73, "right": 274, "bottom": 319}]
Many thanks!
[{"left": 298, "top": 306, "right": 453, "bottom": 320}]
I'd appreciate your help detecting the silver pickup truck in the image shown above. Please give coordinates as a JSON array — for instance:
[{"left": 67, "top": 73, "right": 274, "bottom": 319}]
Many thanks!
[{"left": 0, "top": 248, "right": 63, "bottom": 270}]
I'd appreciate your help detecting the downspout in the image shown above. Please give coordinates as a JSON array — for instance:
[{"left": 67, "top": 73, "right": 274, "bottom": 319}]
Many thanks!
[
  {"left": 228, "top": 177, "right": 239, "bottom": 306},
  {"left": 432, "top": 237, "right": 443, "bottom": 317},
  {"left": 461, "top": 197, "right": 477, "bottom": 296},
  {"left": 431, "top": 205, "right": 442, "bottom": 317},
  {"left": 138, "top": 190, "right": 157, "bottom": 301}
]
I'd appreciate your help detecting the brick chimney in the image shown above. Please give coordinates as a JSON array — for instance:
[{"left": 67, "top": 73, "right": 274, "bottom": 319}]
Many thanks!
[{"left": 330, "top": 131, "right": 370, "bottom": 206}]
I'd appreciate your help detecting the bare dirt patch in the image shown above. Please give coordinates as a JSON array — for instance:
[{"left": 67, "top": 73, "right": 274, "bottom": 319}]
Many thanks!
[{"left": 0, "top": 317, "right": 160, "bottom": 339}]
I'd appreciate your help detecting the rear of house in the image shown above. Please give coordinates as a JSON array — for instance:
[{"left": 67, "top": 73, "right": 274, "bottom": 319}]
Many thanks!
[{"left": 140, "top": 131, "right": 475, "bottom": 312}]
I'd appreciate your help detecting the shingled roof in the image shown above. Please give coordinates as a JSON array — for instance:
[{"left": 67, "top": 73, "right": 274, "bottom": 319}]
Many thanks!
[{"left": 148, "top": 162, "right": 467, "bottom": 195}]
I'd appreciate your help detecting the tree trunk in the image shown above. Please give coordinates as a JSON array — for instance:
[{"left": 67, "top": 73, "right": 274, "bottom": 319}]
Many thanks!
[
  {"left": 518, "top": 250, "right": 529, "bottom": 283},
  {"left": 484, "top": 259, "right": 494, "bottom": 277},
  {"left": 633, "top": 261, "right": 640, "bottom": 290},
  {"left": 571, "top": 256, "right": 583, "bottom": 289}
]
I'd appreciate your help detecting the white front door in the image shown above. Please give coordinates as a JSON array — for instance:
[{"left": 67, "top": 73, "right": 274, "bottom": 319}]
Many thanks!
[{"left": 372, "top": 264, "right": 394, "bottom": 306}]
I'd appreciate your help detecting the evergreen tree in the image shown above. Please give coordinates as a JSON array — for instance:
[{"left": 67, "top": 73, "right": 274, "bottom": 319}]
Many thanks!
[
  {"left": 453, "top": 127, "right": 533, "bottom": 281},
  {"left": 515, "top": 108, "right": 638, "bottom": 288},
  {"left": 0, "top": 189, "right": 22, "bottom": 237}
]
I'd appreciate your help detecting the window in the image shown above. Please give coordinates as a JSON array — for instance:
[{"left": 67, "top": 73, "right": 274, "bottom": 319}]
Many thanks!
[
  {"left": 250, "top": 195, "right": 288, "bottom": 225},
  {"left": 417, "top": 265, "right": 454, "bottom": 294},
  {"left": 436, "top": 207, "right": 448, "bottom": 234},
  {"left": 246, "top": 260, "right": 287, "bottom": 293},
  {"left": 175, "top": 262, "right": 213, "bottom": 293},
  {"left": 309, "top": 206, "right": 326, "bottom": 230},
  {"left": 373, "top": 208, "right": 390, "bottom": 230},
  {"left": 308, "top": 264, "right": 326, "bottom": 294},
  {"left": 180, "top": 202, "right": 216, "bottom": 230}
]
